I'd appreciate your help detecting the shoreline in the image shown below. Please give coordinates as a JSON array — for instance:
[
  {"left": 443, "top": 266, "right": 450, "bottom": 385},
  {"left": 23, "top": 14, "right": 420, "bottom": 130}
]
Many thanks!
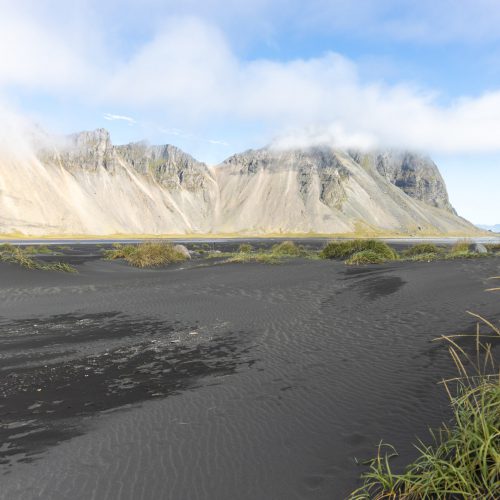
[{"left": 0, "top": 233, "right": 498, "bottom": 245}]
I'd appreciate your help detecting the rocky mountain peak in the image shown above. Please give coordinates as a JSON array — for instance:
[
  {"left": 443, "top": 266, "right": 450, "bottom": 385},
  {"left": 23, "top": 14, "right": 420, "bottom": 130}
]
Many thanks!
[
  {"left": 114, "top": 141, "right": 212, "bottom": 192},
  {"left": 40, "top": 128, "right": 114, "bottom": 172},
  {"left": 348, "top": 149, "right": 456, "bottom": 213},
  {"left": 0, "top": 127, "right": 476, "bottom": 236}
]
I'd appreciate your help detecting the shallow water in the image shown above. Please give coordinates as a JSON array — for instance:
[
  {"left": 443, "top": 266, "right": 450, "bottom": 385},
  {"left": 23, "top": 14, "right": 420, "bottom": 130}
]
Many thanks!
[
  {"left": 0, "top": 254, "right": 499, "bottom": 499},
  {"left": 1, "top": 235, "right": 500, "bottom": 246}
]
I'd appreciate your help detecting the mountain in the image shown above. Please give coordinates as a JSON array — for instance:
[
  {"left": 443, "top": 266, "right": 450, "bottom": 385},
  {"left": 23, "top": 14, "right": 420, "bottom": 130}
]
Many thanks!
[
  {"left": 476, "top": 224, "right": 500, "bottom": 233},
  {"left": 1, "top": 129, "right": 217, "bottom": 235},
  {"left": 0, "top": 128, "right": 478, "bottom": 236}
]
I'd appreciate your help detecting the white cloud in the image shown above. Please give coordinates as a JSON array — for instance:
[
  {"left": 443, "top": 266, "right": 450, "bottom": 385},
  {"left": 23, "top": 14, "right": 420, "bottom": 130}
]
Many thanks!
[
  {"left": 208, "top": 139, "right": 229, "bottom": 146},
  {"left": 101, "top": 23, "right": 500, "bottom": 154},
  {"left": 105, "top": 18, "right": 237, "bottom": 117},
  {"left": 47, "top": 0, "right": 500, "bottom": 45},
  {"left": 1, "top": 6, "right": 500, "bottom": 155},
  {"left": 159, "top": 127, "right": 187, "bottom": 137},
  {"left": 0, "top": 2, "right": 98, "bottom": 91},
  {"left": 159, "top": 126, "right": 229, "bottom": 147},
  {"left": 0, "top": 99, "right": 59, "bottom": 159},
  {"left": 103, "top": 113, "right": 136, "bottom": 125}
]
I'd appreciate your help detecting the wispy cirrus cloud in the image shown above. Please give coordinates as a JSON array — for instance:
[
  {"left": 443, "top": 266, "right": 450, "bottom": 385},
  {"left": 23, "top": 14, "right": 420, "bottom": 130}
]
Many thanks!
[
  {"left": 159, "top": 126, "right": 229, "bottom": 147},
  {"left": 103, "top": 113, "right": 136, "bottom": 125},
  {"left": 208, "top": 139, "right": 229, "bottom": 146}
]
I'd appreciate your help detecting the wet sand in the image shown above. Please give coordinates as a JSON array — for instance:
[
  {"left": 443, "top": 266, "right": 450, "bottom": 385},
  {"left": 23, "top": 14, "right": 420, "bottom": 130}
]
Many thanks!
[{"left": 0, "top": 244, "right": 499, "bottom": 499}]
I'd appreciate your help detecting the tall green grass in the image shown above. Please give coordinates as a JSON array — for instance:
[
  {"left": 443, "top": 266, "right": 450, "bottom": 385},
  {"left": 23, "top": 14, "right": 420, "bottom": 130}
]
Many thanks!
[
  {"left": 23, "top": 245, "right": 53, "bottom": 255},
  {"left": 103, "top": 241, "right": 188, "bottom": 268},
  {"left": 238, "top": 243, "right": 253, "bottom": 254},
  {"left": 320, "top": 240, "right": 397, "bottom": 263},
  {"left": 271, "top": 240, "right": 305, "bottom": 256},
  {"left": 103, "top": 243, "right": 137, "bottom": 260},
  {"left": 486, "top": 243, "right": 500, "bottom": 251},
  {"left": 225, "top": 252, "right": 281, "bottom": 264},
  {"left": 223, "top": 241, "right": 300, "bottom": 263},
  {"left": 451, "top": 239, "right": 472, "bottom": 253},
  {"left": 319, "top": 239, "right": 496, "bottom": 266},
  {"left": 345, "top": 250, "right": 388, "bottom": 265},
  {"left": 402, "top": 243, "right": 441, "bottom": 257},
  {"left": 350, "top": 283, "right": 500, "bottom": 499},
  {"left": 0, "top": 244, "right": 77, "bottom": 273}
]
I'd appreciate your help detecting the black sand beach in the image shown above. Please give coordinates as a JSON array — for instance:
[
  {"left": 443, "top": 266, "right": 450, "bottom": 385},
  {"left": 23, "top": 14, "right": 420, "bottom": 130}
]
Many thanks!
[{"left": 1, "top": 243, "right": 499, "bottom": 499}]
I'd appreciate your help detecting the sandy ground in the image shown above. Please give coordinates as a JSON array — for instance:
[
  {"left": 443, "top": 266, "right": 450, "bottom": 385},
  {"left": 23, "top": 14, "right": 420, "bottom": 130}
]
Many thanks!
[{"left": 0, "top": 243, "right": 499, "bottom": 499}]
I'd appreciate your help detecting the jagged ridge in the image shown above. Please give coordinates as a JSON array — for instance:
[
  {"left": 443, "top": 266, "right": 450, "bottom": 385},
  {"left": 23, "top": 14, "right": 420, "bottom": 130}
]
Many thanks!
[{"left": 0, "top": 128, "right": 477, "bottom": 236}]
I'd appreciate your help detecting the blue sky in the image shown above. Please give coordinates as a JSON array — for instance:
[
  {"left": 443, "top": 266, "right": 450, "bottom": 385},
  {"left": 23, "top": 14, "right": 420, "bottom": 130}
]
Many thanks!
[{"left": 1, "top": 0, "right": 500, "bottom": 224}]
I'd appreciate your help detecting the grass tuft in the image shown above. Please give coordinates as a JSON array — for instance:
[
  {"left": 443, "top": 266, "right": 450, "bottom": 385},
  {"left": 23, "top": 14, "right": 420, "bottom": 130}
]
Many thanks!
[
  {"left": 225, "top": 252, "right": 281, "bottom": 264},
  {"left": 446, "top": 250, "right": 489, "bottom": 260},
  {"left": 216, "top": 240, "right": 311, "bottom": 264},
  {"left": 0, "top": 245, "right": 77, "bottom": 273},
  {"left": 103, "top": 243, "right": 137, "bottom": 260},
  {"left": 345, "top": 250, "right": 389, "bottom": 265},
  {"left": 406, "top": 252, "right": 442, "bottom": 262},
  {"left": 349, "top": 287, "right": 500, "bottom": 500},
  {"left": 321, "top": 240, "right": 397, "bottom": 263},
  {"left": 23, "top": 245, "right": 53, "bottom": 255},
  {"left": 403, "top": 243, "right": 441, "bottom": 257},
  {"left": 451, "top": 238, "right": 471, "bottom": 253},
  {"left": 103, "top": 241, "right": 188, "bottom": 268},
  {"left": 238, "top": 243, "right": 253, "bottom": 254},
  {"left": 47, "top": 262, "right": 79, "bottom": 273},
  {"left": 271, "top": 241, "right": 304, "bottom": 256},
  {"left": 486, "top": 243, "right": 500, "bottom": 253}
]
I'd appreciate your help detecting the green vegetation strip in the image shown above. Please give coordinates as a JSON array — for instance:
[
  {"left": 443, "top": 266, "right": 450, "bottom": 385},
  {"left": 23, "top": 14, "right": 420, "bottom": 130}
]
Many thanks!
[
  {"left": 196, "top": 239, "right": 497, "bottom": 265},
  {"left": 0, "top": 244, "right": 77, "bottom": 273},
  {"left": 103, "top": 241, "right": 188, "bottom": 268},
  {"left": 321, "top": 240, "right": 398, "bottom": 261},
  {"left": 101, "top": 239, "right": 500, "bottom": 268},
  {"left": 349, "top": 296, "right": 500, "bottom": 499},
  {"left": 219, "top": 241, "right": 316, "bottom": 264},
  {"left": 320, "top": 239, "right": 498, "bottom": 265}
]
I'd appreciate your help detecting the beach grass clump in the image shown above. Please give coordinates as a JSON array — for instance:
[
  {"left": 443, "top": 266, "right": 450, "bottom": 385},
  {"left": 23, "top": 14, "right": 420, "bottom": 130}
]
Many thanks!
[
  {"left": 350, "top": 289, "right": 500, "bottom": 500},
  {"left": 104, "top": 241, "right": 188, "bottom": 268},
  {"left": 351, "top": 382, "right": 500, "bottom": 499},
  {"left": 127, "top": 242, "right": 187, "bottom": 268},
  {"left": 238, "top": 243, "right": 253, "bottom": 254},
  {"left": 402, "top": 243, "right": 444, "bottom": 262},
  {"left": 271, "top": 241, "right": 303, "bottom": 256},
  {"left": 0, "top": 245, "right": 77, "bottom": 273},
  {"left": 321, "top": 240, "right": 397, "bottom": 262},
  {"left": 103, "top": 243, "right": 137, "bottom": 260},
  {"left": 46, "top": 262, "right": 78, "bottom": 273},
  {"left": 486, "top": 243, "right": 500, "bottom": 253},
  {"left": 399, "top": 241, "right": 492, "bottom": 262},
  {"left": 403, "top": 243, "right": 441, "bottom": 257},
  {"left": 408, "top": 250, "right": 486, "bottom": 262},
  {"left": 24, "top": 245, "right": 52, "bottom": 255},
  {"left": 446, "top": 250, "right": 486, "bottom": 260},
  {"left": 220, "top": 241, "right": 309, "bottom": 264},
  {"left": 451, "top": 239, "right": 471, "bottom": 253},
  {"left": 225, "top": 252, "right": 280, "bottom": 264},
  {"left": 444, "top": 238, "right": 487, "bottom": 260},
  {"left": 407, "top": 252, "right": 442, "bottom": 262},
  {"left": 345, "top": 250, "right": 388, "bottom": 265}
]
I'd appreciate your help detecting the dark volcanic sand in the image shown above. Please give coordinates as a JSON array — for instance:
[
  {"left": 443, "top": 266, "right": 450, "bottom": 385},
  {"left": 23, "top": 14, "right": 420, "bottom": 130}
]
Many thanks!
[{"left": 0, "top": 244, "right": 499, "bottom": 499}]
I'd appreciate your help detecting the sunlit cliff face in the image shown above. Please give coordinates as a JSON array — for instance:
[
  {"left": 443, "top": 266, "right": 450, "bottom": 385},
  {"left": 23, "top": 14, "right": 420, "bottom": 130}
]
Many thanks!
[{"left": 0, "top": 128, "right": 477, "bottom": 236}]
